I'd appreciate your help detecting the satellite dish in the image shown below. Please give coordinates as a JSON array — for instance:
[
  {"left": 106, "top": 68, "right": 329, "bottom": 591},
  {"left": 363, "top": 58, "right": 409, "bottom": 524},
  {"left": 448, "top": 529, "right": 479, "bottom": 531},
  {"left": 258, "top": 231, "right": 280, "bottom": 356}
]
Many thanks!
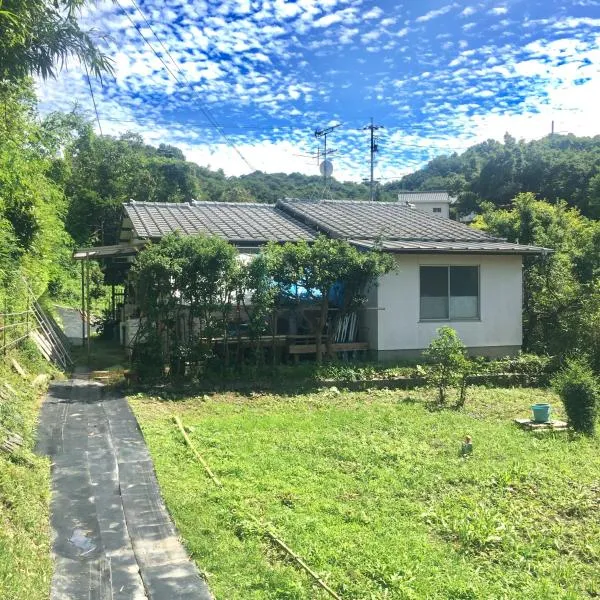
[{"left": 320, "top": 159, "right": 333, "bottom": 177}]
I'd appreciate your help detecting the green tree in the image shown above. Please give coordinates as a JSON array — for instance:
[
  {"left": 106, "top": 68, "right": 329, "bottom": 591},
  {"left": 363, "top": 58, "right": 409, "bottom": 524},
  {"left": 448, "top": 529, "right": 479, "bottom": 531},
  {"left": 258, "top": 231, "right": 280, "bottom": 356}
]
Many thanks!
[
  {"left": 265, "top": 236, "right": 393, "bottom": 362},
  {"left": 423, "top": 326, "right": 470, "bottom": 407},
  {"left": 475, "top": 193, "right": 600, "bottom": 364},
  {"left": 0, "top": 80, "right": 75, "bottom": 302},
  {"left": 0, "top": 0, "right": 112, "bottom": 80}
]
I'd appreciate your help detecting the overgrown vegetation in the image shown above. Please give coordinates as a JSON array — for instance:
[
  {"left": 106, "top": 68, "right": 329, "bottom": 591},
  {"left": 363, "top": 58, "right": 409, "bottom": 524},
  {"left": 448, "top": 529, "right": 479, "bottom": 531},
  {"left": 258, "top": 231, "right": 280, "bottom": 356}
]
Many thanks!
[
  {"left": 129, "top": 232, "right": 393, "bottom": 376},
  {"left": 131, "top": 386, "right": 600, "bottom": 599},
  {"left": 553, "top": 359, "right": 599, "bottom": 435},
  {"left": 476, "top": 193, "right": 600, "bottom": 369},
  {"left": 0, "top": 343, "right": 56, "bottom": 600}
]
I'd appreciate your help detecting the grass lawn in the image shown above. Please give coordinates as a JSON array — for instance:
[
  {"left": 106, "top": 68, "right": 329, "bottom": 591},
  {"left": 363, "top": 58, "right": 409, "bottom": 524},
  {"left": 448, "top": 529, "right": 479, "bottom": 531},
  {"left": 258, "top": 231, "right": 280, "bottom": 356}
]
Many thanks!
[{"left": 130, "top": 386, "right": 600, "bottom": 600}]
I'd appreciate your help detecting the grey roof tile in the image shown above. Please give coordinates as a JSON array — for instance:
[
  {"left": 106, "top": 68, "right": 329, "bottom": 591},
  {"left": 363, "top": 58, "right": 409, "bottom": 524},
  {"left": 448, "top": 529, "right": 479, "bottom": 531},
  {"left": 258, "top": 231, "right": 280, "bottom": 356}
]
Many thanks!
[
  {"left": 277, "top": 198, "right": 492, "bottom": 241},
  {"left": 397, "top": 191, "right": 456, "bottom": 204},
  {"left": 124, "top": 201, "right": 315, "bottom": 243},
  {"left": 277, "top": 199, "right": 550, "bottom": 254},
  {"left": 350, "top": 239, "right": 551, "bottom": 254}
]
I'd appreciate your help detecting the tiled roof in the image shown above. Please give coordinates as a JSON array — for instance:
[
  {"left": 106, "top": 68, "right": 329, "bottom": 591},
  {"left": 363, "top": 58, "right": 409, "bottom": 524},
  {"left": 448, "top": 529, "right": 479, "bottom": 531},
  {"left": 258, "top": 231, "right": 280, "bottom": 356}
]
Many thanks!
[
  {"left": 350, "top": 239, "right": 551, "bottom": 255},
  {"left": 397, "top": 191, "right": 456, "bottom": 204},
  {"left": 277, "top": 198, "right": 494, "bottom": 242},
  {"left": 123, "top": 201, "right": 315, "bottom": 244}
]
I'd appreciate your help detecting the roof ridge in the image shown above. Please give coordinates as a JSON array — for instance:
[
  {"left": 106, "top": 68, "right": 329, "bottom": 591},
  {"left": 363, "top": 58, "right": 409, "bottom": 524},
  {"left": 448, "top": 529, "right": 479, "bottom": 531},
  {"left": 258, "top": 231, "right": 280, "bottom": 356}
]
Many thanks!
[
  {"left": 126, "top": 200, "right": 191, "bottom": 208},
  {"left": 190, "top": 200, "right": 275, "bottom": 207},
  {"left": 397, "top": 190, "right": 451, "bottom": 194},
  {"left": 280, "top": 198, "right": 403, "bottom": 205}
]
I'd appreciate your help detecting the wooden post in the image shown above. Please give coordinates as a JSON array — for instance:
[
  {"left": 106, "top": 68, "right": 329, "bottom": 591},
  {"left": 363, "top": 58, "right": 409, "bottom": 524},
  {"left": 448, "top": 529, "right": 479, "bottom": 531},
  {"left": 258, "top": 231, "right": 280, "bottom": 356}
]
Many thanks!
[
  {"left": 81, "top": 259, "right": 86, "bottom": 345},
  {"left": 86, "top": 255, "right": 91, "bottom": 363}
]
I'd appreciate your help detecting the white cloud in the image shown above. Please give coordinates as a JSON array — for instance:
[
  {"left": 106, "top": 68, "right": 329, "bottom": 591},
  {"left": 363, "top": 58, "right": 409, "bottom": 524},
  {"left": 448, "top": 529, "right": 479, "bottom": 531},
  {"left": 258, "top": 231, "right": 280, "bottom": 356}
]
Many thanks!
[
  {"left": 313, "top": 13, "right": 343, "bottom": 28},
  {"left": 552, "top": 17, "right": 600, "bottom": 29},
  {"left": 363, "top": 6, "right": 383, "bottom": 20},
  {"left": 34, "top": 0, "right": 600, "bottom": 184},
  {"left": 416, "top": 4, "right": 456, "bottom": 23},
  {"left": 490, "top": 6, "right": 508, "bottom": 15}
]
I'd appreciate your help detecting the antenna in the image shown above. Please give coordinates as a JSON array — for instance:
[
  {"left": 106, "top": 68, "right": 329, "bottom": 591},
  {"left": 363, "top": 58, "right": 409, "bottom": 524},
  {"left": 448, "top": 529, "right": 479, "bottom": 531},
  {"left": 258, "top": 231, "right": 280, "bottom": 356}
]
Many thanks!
[
  {"left": 314, "top": 123, "right": 341, "bottom": 186},
  {"left": 363, "top": 118, "right": 383, "bottom": 201}
]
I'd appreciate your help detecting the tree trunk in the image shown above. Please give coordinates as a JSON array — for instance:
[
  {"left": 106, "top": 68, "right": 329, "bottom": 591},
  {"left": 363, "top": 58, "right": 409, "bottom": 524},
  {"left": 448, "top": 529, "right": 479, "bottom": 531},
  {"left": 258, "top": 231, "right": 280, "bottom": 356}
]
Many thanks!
[{"left": 316, "top": 296, "right": 329, "bottom": 364}]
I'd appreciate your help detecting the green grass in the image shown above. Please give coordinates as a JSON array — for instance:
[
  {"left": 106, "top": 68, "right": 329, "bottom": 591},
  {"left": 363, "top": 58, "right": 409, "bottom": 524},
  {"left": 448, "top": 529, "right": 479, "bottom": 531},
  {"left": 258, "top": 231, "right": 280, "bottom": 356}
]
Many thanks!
[
  {"left": 130, "top": 386, "right": 600, "bottom": 600},
  {"left": 0, "top": 342, "right": 55, "bottom": 600}
]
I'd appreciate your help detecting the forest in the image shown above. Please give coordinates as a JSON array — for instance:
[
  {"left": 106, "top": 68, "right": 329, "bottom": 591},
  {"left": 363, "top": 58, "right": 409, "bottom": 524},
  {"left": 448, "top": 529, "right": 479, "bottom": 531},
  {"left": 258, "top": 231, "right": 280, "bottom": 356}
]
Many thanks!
[{"left": 1, "top": 0, "right": 600, "bottom": 370}]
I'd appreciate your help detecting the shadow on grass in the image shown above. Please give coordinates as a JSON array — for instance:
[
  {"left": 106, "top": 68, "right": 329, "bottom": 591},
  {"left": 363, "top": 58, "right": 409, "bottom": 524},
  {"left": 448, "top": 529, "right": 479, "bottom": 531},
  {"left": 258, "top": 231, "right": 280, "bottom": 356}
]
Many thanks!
[{"left": 70, "top": 337, "right": 129, "bottom": 373}]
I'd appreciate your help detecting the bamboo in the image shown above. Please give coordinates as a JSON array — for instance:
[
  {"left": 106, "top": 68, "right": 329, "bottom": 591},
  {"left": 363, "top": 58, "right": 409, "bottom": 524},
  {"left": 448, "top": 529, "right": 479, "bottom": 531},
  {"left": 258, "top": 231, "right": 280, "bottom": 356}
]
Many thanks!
[
  {"left": 173, "top": 415, "right": 222, "bottom": 487},
  {"left": 264, "top": 528, "right": 342, "bottom": 600},
  {"left": 173, "top": 414, "right": 343, "bottom": 600}
]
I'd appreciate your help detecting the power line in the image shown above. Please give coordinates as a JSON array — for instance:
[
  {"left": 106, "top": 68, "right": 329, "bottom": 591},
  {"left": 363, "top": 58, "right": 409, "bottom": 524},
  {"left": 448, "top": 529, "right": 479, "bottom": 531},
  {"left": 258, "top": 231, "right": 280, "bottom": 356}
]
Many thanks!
[
  {"left": 83, "top": 62, "right": 103, "bottom": 135},
  {"left": 114, "top": 0, "right": 255, "bottom": 171}
]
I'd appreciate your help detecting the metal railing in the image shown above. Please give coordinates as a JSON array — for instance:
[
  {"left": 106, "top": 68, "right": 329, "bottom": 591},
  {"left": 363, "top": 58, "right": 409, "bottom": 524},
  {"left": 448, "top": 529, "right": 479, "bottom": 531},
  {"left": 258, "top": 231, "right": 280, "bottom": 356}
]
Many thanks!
[{"left": 0, "top": 279, "right": 73, "bottom": 371}]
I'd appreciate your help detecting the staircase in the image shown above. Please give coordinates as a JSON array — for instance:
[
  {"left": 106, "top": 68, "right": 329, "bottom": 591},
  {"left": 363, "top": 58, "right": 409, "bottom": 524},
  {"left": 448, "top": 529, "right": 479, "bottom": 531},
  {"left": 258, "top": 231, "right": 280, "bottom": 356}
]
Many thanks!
[{"left": 29, "top": 301, "right": 73, "bottom": 371}]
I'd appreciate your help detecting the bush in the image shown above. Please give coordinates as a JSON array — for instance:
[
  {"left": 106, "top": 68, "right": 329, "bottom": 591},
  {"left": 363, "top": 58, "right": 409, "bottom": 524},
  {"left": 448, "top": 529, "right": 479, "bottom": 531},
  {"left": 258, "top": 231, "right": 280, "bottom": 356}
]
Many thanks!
[
  {"left": 423, "top": 327, "right": 471, "bottom": 407},
  {"left": 552, "top": 359, "right": 599, "bottom": 435},
  {"left": 131, "top": 332, "right": 165, "bottom": 382}
]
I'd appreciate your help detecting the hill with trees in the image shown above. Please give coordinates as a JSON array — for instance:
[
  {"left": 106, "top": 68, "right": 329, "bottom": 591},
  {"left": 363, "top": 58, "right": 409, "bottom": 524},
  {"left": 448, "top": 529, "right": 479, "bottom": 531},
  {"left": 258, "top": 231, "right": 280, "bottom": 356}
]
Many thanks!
[
  {"left": 58, "top": 128, "right": 600, "bottom": 247},
  {"left": 386, "top": 133, "right": 600, "bottom": 218}
]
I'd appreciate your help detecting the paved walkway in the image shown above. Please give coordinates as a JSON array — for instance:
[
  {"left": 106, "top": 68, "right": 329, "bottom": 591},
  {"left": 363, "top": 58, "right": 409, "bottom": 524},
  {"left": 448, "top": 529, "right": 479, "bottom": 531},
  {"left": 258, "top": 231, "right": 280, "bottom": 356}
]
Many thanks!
[{"left": 36, "top": 372, "right": 212, "bottom": 600}]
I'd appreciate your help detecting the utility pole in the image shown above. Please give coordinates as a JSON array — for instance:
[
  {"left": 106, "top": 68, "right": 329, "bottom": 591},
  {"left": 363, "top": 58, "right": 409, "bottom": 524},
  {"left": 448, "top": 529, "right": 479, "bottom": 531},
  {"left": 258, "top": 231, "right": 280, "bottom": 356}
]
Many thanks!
[
  {"left": 363, "top": 118, "right": 383, "bottom": 201},
  {"left": 315, "top": 124, "right": 340, "bottom": 186}
]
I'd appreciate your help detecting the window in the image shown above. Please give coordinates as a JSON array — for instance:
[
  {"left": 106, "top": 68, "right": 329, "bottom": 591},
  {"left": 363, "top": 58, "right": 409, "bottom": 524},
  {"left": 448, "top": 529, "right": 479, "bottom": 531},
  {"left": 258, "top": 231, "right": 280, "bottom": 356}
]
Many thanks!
[
  {"left": 420, "top": 266, "right": 479, "bottom": 320},
  {"left": 433, "top": 207, "right": 442, "bottom": 213}
]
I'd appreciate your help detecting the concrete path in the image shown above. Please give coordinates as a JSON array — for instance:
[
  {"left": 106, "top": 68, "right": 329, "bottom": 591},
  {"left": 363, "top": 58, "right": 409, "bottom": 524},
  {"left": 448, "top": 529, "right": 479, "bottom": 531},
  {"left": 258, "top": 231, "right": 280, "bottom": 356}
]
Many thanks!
[
  {"left": 36, "top": 372, "right": 213, "bottom": 600},
  {"left": 55, "top": 306, "right": 98, "bottom": 346}
]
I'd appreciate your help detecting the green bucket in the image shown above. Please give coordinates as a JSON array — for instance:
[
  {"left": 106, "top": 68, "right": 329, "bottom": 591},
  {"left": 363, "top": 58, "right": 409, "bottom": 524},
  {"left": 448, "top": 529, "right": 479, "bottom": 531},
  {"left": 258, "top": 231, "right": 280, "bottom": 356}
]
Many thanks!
[{"left": 531, "top": 403, "right": 551, "bottom": 423}]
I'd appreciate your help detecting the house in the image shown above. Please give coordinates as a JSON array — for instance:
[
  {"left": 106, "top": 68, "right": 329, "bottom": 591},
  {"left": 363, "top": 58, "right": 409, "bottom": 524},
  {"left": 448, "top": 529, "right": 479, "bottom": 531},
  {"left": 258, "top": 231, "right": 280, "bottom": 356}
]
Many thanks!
[
  {"left": 80, "top": 198, "right": 549, "bottom": 360},
  {"left": 397, "top": 191, "right": 456, "bottom": 218},
  {"left": 277, "top": 198, "right": 549, "bottom": 360}
]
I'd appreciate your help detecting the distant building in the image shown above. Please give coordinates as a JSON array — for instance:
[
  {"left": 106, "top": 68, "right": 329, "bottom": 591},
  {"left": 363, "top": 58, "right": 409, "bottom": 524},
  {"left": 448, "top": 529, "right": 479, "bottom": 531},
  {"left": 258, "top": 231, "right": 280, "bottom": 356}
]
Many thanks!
[{"left": 397, "top": 190, "right": 456, "bottom": 219}]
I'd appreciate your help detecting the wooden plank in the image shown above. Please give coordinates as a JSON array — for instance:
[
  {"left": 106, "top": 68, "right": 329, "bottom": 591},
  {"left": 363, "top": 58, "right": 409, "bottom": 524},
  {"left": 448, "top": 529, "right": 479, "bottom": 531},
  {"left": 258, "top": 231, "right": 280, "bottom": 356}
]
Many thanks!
[
  {"left": 10, "top": 358, "right": 28, "bottom": 379},
  {"left": 289, "top": 342, "right": 368, "bottom": 354},
  {"left": 514, "top": 418, "right": 568, "bottom": 431}
]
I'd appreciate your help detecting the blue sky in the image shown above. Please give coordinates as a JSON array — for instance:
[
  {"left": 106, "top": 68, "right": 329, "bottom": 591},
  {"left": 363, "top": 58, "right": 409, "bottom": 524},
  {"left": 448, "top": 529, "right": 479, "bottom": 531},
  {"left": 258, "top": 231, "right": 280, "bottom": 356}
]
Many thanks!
[{"left": 37, "top": 0, "right": 600, "bottom": 182}]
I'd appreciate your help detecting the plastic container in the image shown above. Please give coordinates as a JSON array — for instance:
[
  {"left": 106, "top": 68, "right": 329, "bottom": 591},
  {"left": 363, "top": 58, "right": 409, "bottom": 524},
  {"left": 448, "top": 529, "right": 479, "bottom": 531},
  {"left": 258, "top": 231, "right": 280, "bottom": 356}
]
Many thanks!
[{"left": 531, "top": 403, "right": 551, "bottom": 423}]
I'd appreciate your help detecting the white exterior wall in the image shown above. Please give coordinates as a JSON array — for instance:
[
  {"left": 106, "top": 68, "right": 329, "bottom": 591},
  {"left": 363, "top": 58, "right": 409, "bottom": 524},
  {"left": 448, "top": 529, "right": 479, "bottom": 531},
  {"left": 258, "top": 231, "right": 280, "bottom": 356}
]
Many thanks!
[
  {"left": 411, "top": 202, "right": 450, "bottom": 218},
  {"left": 372, "top": 254, "right": 523, "bottom": 353}
]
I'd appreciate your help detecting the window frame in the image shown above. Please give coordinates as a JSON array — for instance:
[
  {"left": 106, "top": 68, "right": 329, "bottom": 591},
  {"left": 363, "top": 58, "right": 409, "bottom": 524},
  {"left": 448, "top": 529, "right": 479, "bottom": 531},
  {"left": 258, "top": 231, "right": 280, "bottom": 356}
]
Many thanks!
[{"left": 419, "top": 265, "right": 480, "bottom": 322}]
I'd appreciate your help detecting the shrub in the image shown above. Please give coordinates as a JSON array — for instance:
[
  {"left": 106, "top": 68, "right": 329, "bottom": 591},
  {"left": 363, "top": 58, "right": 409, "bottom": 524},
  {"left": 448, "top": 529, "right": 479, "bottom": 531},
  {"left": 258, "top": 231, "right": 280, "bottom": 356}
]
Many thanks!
[
  {"left": 131, "top": 331, "right": 164, "bottom": 382},
  {"left": 552, "top": 359, "right": 599, "bottom": 435},
  {"left": 423, "top": 327, "right": 471, "bottom": 407}
]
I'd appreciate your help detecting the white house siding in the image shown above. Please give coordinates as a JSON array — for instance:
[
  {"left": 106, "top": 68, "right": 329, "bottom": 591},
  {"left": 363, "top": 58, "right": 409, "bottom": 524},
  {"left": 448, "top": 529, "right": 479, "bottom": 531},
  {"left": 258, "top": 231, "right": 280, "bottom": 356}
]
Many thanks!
[
  {"left": 370, "top": 254, "right": 523, "bottom": 359},
  {"left": 411, "top": 202, "right": 450, "bottom": 219}
]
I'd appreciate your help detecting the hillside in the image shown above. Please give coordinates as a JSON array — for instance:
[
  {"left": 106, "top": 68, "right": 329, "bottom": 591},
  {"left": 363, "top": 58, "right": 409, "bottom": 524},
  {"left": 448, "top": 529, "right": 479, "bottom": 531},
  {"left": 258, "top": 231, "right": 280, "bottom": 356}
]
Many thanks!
[
  {"left": 62, "top": 129, "right": 600, "bottom": 247},
  {"left": 384, "top": 133, "right": 600, "bottom": 218}
]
